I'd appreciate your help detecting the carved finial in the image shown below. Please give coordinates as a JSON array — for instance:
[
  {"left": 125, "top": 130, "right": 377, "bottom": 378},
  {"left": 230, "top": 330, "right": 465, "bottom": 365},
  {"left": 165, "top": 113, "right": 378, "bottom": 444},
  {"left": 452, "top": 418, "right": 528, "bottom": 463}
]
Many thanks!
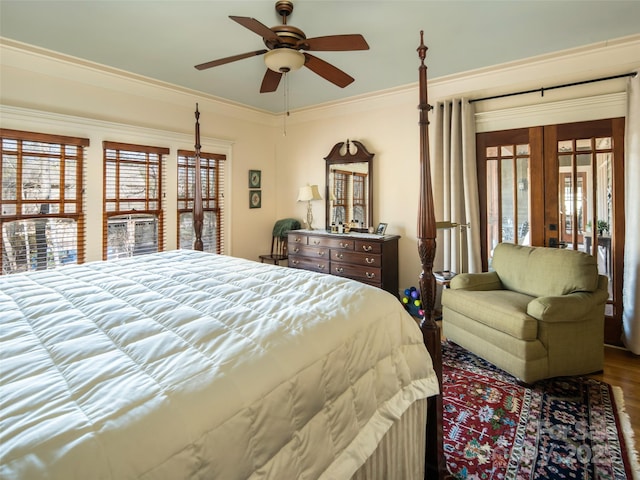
[
  {"left": 417, "top": 30, "right": 428, "bottom": 65},
  {"left": 195, "top": 102, "right": 200, "bottom": 120},
  {"left": 346, "top": 139, "right": 351, "bottom": 154}
]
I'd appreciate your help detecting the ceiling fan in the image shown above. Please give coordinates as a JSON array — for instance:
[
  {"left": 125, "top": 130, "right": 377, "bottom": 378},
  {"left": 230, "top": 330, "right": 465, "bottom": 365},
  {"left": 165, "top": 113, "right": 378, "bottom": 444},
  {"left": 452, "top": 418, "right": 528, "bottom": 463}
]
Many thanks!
[{"left": 195, "top": 0, "right": 369, "bottom": 93}]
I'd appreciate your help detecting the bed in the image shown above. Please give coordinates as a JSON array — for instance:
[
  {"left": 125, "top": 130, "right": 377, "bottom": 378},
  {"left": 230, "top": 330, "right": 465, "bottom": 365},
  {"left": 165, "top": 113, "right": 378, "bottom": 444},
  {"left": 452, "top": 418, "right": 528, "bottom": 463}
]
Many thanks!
[{"left": 0, "top": 33, "right": 444, "bottom": 479}]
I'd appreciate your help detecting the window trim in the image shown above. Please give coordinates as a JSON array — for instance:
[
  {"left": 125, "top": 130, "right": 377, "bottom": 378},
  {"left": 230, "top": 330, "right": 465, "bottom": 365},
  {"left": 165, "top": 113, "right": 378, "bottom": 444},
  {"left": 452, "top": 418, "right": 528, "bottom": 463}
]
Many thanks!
[
  {"left": 177, "top": 149, "right": 225, "bottom": 254},
  {"left": 0, "top": 128, "right": 88, "bottom": 274},
  {"left": 102, "top": 141, "right": 168, "bottom": 260}
]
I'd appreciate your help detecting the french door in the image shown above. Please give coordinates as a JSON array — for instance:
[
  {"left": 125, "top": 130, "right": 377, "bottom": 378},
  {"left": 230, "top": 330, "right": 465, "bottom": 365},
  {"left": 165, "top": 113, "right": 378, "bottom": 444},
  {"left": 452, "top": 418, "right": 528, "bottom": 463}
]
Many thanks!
[{"left": 477, "top": 118, "right": 625, "bottom": 345}]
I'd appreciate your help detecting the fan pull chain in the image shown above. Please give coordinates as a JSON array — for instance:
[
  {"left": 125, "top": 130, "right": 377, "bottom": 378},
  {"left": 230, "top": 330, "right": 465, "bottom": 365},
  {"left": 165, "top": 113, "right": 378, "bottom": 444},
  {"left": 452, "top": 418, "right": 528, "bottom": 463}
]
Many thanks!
[{"left": 283, "top": 72, "right": 291, "bottom": 136}]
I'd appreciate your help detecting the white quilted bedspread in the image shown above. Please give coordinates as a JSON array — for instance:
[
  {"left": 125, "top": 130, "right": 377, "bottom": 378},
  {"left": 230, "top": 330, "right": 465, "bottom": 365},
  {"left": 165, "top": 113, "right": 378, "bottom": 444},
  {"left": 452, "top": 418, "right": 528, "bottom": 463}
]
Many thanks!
[{"left": 0, "top": 251, "right": 438, "bottom": 479}]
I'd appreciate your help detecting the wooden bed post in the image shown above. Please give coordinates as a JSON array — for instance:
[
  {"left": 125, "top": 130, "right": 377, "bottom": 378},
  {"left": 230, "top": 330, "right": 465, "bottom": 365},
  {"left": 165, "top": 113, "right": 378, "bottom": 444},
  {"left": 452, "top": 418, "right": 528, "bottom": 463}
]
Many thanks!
[
  {"left": 193, "top": 104, "right": 204, "bottom": 251},
  {"left": 416, "top": 31, "right": 446, "bottom": 480}
]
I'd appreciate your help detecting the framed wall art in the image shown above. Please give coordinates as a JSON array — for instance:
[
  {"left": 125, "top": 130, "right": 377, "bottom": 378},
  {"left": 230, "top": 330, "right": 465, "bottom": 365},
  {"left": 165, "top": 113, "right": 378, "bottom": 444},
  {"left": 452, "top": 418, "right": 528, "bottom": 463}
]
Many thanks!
[
  {"left": 249, "top": 190, "right": 262, "bottom": 209},
  {"left": 249, "top": 170, "right": 261, "bottom": 189}
]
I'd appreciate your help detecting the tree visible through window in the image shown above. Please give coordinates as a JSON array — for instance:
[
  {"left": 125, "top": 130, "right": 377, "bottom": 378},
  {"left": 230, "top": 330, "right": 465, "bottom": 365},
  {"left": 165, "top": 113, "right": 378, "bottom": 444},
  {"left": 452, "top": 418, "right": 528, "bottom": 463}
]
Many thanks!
[
  {"left": 177, "top": 150, "right": 225, "bottom": 254},
  {"left": 1, "top": 129, "right": 87, "bottom": 275},
  {"left": 103, "top": 141, "right": 167, "bottom": 260}
]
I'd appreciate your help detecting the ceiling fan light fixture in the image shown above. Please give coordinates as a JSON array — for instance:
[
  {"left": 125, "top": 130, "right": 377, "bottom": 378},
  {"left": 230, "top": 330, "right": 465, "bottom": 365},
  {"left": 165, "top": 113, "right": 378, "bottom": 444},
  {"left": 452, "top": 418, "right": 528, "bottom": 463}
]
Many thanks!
[{"left": 264, "top": 49, "right": 305, "bottom": 73}]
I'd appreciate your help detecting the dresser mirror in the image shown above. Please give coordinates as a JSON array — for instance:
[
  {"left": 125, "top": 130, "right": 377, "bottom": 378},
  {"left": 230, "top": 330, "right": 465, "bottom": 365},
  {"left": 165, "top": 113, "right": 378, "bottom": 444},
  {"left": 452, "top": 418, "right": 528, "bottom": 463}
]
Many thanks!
[{"left": 324, "top": 140, "right": 374, "bottom": 232}]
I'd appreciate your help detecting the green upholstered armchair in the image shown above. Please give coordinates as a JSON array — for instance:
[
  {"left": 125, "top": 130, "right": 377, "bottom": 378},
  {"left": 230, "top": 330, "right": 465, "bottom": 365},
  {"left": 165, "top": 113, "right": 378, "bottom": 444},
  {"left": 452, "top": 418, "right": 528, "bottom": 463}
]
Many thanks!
[{"left": 441, "top": 243, "right": 608, "bottom": 384}]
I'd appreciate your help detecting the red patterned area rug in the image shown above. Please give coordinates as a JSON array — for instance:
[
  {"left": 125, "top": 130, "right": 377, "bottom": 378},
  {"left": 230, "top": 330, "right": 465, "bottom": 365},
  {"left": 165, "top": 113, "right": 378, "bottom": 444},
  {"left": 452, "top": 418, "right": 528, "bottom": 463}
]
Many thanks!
[{"left": 442, "top": 341, "right": 639, "bottom": 480}]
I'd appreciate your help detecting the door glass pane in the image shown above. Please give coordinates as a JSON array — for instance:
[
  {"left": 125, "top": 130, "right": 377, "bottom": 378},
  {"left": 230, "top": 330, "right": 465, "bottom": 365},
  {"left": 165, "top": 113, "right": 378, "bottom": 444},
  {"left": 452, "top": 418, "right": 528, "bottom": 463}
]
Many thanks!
[
  {"left": 561, "top": 174, "right": 573, "bottom": 247},
  {"left": 596, "top": 150, "right": 613, "bottom": 301},
  {"left": 516, "top": 157, "right": 530, "bottom": 245},
  {"left": 486, "top": 159, "right": 499, "bottom": 266},
  {"left": 501, "top": 159, "right": 514, "bottom": 243},
  {"left": 558, "top": 140, "right": 573, "bottom": 152},
  {"left": 576, "top": 139, "right": 591, "bottom": 151}
]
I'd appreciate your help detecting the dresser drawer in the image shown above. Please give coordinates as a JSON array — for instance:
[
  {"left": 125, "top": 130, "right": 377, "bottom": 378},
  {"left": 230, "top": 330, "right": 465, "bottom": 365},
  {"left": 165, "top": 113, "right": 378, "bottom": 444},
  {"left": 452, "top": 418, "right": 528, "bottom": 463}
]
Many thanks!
[
  {"left": 355, "top": 240, "right": 382, "bottom": 254},
  {"left": 331, "top": 249, "right": 381, "bottom": 267},
  {"left": 306, "top": 236, "right": 355, "bottom": 250},
  {"left": 332, "top": 262, "right": 382, "bottom": 285},
  {"left": 289, "top": 233, "right": 308, "bottom": 246},
  {"left": 289, "top": 244, "right": 329, "bottom": 259},
  {"left": 289, "top": 255, "right": 330, "bottom": 274}
]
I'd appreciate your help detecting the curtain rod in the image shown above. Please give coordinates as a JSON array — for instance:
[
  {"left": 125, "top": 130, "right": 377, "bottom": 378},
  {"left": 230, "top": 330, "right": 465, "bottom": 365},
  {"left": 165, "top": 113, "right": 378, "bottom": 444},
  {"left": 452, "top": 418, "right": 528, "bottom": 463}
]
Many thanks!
[{"left": 469, "top": 72, "right": 637, "bottom": 104}]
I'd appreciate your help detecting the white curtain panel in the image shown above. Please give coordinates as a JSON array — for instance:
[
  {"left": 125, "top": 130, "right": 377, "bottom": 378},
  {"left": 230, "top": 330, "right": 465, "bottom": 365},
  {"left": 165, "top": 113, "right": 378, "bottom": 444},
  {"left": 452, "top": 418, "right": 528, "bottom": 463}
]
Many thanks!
[
  {"left": 433, "top": 99, "right": 482, "bottom": 274},
  {"left": 623, "top": 71, "right": 640, "bottom": 354}
]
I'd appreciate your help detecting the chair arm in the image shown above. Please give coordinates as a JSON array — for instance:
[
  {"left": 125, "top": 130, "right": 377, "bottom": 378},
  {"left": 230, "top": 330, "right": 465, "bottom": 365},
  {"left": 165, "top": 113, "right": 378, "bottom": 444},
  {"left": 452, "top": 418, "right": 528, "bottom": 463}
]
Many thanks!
[
  {"left": 449, "top": 271, "right": 502, "bottom": 291},
  {"left": 527, "top": 288, "right": 609, "bottom": 322}
]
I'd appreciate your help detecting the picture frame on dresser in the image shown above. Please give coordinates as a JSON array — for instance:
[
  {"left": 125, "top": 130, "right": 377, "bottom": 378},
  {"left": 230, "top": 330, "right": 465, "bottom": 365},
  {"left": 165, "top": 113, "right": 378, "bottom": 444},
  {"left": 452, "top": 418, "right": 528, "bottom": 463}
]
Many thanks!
[{"left": 375, "top": 223, "right": 388, "bottom": 235}]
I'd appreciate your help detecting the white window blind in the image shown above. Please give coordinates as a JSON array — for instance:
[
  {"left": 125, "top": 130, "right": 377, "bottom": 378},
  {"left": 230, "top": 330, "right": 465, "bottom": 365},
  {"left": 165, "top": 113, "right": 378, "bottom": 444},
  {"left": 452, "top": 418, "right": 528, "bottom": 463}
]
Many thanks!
[
  {"left": 177, "top": 150, "right": 225, "bottom": 254},
  {"left": 103, "top": 141, "right": 168, "bottom": 260},
  {"left": 1, "top": 128, "right": 87, "bottom": 275}
]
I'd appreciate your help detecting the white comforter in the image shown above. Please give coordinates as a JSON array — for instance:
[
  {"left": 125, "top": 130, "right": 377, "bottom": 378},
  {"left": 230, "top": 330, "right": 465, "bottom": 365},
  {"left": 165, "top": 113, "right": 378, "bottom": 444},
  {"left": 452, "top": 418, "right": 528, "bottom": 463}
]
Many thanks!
[{"left": 0, "top": 251, "right": 438, "bottom": 479}]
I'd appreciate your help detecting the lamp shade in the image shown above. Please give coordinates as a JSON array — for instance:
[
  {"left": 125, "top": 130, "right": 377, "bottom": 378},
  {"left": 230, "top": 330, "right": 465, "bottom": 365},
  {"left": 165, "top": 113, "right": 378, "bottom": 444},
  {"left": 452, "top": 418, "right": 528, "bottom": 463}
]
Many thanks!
[
  {"left": 297, "top": 184, "right": 322, "bottom": 202},
  {"left": 264, "top": 49, "right": 305, "bottom": 73}
]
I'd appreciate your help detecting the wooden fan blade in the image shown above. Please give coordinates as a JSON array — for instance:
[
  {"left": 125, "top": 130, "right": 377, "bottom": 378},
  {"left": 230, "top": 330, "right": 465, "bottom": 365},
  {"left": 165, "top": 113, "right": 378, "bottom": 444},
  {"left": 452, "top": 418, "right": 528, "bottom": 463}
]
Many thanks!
[
  {"left": 303, "top": 53, "right": 354, "bottom": 88},
  {"left": 195, "top": 50, "right": 268, "bottom": 70},
  {"left": 230, "top": 16, "right": 280, "bottom": 43},
  {"left": 302, "top": 34, "right": 369, "bottom": 51},
  {"left": 260, "top": 69, "right": 283, "bottom": 93}
]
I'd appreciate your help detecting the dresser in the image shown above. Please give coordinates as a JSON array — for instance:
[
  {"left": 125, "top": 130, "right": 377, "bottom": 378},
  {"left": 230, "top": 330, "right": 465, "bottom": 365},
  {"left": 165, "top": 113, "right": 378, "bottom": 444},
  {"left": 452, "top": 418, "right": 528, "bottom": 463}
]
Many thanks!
[{"left": 287, "top": 230, "right": 400, "bottom": 296}]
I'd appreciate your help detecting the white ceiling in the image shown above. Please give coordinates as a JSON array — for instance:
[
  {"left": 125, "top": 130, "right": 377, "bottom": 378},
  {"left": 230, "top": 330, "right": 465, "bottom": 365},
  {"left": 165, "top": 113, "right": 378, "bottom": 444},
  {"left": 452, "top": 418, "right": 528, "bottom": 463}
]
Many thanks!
[{"left": 1, "top": 1, "right": 639, "bottom": 114}]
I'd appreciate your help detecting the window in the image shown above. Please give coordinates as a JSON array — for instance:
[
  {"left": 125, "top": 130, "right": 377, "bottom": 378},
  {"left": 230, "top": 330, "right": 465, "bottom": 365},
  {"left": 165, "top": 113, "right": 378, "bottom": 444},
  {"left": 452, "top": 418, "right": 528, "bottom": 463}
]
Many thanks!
[
  {"left": 332, "top": 170, "right": 347, "bottom": 224},
  {"left": 484, "top": 143, "right": 531, "bottom": 253},
  {"left": 352, "top": 173, "right": 366, "bottom": 225},
  {"left": 1, "top": 129, "right": 87, "bottom": 275},
  {"left": 177, "top": 150, "right": 225, "bottom": 254},
  {"left": 103, "top": 141, "right": 168, "bottom": 260},
  {"left": 330, "top": 169, "right": 369, "bottom": 226}
]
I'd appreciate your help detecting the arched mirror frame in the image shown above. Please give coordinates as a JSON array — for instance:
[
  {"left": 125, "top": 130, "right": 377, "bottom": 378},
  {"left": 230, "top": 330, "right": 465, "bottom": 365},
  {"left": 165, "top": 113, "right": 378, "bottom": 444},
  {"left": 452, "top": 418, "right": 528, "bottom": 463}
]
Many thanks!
[{"left": 324, "top": 140, "right": 374, "bottom": 232}]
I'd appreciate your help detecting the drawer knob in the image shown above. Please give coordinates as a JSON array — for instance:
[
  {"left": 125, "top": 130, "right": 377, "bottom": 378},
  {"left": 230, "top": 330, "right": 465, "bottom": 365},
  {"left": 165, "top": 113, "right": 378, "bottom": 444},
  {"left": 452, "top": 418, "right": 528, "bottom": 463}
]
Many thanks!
[
  {"left": 365, "top": 272, "right": 376, "bottom": 279},
  {"left": 294, "top": 237, "right": 302, "bottom": 243},
  {"left": 362, "top": 245, "right": 373, "bottom": 252},
  {"left": 335, "top": 267, "right": 344, "bottom": 273},
  {"left": 317, "top": 264, "right": 325, "bottom": 270},
  {"left": 335, "top": 253, "right": 343, "bottom": 259},
  {"left": 339, "top": 242, "right": 350, "bottom": 248},
  {"left": 292, "top": 260, "right": 299, "bottom": 265},
  {"left": 318, "top": 251, "right": 325, "bottom": 256},
  {"left": 293, "top": 247, "right": 300, "bottom": 253},
  {"left": 365, "top": 257, "right": 375, "bottom": 264},
  {"left": 313, "top": 240, "right": 320, "bottom": 245}
]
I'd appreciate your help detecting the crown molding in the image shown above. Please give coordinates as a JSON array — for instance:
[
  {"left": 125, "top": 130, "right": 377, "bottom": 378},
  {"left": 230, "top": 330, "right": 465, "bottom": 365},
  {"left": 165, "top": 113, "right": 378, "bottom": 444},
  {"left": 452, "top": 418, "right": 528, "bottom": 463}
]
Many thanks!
[
  {"left": 0, "top": 38, "right": 277, "bottom": 127},
  {"left": 0, "top": 104, "right": 234, "bottom": 153},
  {"left": 285, "top": 34, "right": 640, "bottom": 124}
]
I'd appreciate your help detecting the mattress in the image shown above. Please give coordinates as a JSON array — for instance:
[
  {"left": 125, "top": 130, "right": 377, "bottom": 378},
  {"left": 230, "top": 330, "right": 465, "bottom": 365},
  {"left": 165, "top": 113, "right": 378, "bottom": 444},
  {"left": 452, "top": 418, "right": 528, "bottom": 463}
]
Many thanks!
[{"left": 0, "top": 250, "right": 439, "bottom": 479}]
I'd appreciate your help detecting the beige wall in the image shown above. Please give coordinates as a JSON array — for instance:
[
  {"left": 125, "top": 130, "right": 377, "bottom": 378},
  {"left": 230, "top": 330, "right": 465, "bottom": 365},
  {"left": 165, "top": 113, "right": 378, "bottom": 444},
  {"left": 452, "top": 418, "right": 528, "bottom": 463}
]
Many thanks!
[
  {"left": 278, "top": 34, "right": 640, "bottom": 291},
  {"left": 0, "top": 39, "right": 280, "bottom": 262},
  {"left": 2, "top": 35, "right": 639, "bottom": 292}
]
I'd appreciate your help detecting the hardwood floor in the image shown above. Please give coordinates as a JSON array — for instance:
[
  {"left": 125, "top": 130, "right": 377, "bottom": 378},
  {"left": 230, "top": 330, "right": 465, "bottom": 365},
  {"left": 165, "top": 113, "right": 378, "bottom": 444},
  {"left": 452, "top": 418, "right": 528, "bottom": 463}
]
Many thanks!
[{"left": 589, "top": 345, "right": 640, "bottom": 454}]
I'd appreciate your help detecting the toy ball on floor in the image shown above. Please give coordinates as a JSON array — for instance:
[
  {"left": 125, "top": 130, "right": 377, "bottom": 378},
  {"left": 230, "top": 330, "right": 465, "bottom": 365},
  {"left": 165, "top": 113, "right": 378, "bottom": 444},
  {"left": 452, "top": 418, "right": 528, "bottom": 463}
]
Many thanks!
[{"left": 401, "top": 286, "right": 422, "bottom": 317}]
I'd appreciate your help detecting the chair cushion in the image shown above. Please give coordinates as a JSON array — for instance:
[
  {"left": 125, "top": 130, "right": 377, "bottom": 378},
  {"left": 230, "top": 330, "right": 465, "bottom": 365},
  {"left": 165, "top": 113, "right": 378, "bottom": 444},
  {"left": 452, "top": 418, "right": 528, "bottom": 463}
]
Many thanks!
[
  {"left": 491, "top": 243, "right": 599, "bottom": 298},
  {"left": 442, "top": 289, "right": 538, "bottom": 340}
]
